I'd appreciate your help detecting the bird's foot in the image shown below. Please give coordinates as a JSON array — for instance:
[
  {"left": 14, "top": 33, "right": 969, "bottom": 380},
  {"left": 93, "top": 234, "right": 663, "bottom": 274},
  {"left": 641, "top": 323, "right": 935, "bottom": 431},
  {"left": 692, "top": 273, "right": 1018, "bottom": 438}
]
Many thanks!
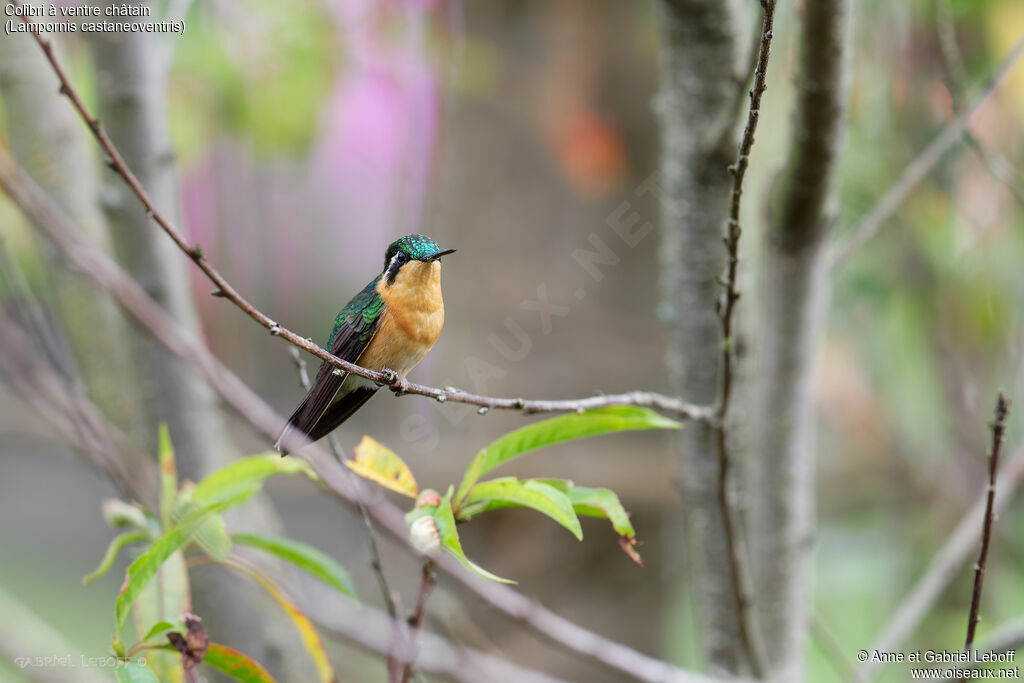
[{"left": 380, "top": 367, "right": 409, "bottom": 395}]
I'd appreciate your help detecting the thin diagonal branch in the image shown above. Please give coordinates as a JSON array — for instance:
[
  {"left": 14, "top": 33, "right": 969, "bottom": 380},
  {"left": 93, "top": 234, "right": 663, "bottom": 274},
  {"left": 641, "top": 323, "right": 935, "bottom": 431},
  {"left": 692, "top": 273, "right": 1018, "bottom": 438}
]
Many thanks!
[
  {"left": 963, "top": 393, "right": 1010, "bottom": 652},
  {"left": 0, "top": 147, "right": 738, "bottom": 683},
  {"left": 7, "top": 5, "right": 713, "bottom": 426},
  {"left": 855, "top": 438, "right": 1024, "bottom": 681},
  {"left": 401, "top": 560, "right": 436, "bottom": 683},
  {"left": 290, "top": 346, "right": 398, "bottom": 625},
  {"left": 829, "top": 34, "right": 1024, "bottom": 271},
  {"left": 710, "top": 0, "right": 777, "bottom": 676},
  {"left": 935, "top": 0, "right": 1024, "bottom": 206}
]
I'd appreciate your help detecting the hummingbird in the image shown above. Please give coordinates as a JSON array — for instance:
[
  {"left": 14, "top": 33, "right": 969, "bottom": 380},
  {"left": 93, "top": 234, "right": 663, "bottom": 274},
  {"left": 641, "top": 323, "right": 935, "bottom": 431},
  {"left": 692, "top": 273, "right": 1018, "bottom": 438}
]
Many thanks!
[{"left": 276, "top": 234, "right": 455, "bottom": 455}]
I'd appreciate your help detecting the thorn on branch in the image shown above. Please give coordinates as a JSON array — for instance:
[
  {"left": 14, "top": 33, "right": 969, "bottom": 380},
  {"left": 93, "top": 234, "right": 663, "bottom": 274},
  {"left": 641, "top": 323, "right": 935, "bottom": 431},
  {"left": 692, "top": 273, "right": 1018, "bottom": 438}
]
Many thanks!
[
  {"left": 209, "top": 288, "right": 226, "bottom": 298},
  {"left": 58, "top": 84, "right": 69, "bottom": 96}
]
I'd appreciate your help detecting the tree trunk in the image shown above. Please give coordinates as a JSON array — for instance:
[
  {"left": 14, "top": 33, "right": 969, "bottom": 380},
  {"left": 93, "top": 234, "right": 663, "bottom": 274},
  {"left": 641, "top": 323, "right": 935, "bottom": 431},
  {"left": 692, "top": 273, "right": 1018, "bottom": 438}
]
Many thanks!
[
  {"left": 654, "top": 0, "right": 748, "bottom": 673},
  {"left": 0, "top": 33, "right": 145, "bottom": 442},
  {"left": 750, "top": 1, "right": 851, "bottom": 680},
  {"left": 87, "top": 4, "right": 307, "bottom": 678}
]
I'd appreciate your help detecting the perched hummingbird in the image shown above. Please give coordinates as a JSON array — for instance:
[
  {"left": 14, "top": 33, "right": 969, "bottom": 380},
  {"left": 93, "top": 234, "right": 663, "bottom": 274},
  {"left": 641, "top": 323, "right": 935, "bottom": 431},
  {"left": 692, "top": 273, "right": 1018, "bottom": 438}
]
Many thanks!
[{"left": 276, "top": 234, "right": 455, "bottom": 455}]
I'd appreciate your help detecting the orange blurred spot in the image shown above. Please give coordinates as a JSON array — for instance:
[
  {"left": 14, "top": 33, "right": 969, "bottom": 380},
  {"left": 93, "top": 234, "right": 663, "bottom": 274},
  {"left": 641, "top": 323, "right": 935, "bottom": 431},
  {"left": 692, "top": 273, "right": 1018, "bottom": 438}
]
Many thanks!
[{"left": 552, "top": 108, "right": 627, "bottom": 198}]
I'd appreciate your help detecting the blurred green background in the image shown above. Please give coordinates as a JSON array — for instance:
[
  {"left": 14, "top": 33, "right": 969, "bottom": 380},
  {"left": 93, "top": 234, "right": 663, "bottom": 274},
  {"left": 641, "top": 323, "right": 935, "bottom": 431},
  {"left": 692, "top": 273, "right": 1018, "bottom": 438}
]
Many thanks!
[{"left": 1, "top": 0, "right": 1023, "bottom": 681}]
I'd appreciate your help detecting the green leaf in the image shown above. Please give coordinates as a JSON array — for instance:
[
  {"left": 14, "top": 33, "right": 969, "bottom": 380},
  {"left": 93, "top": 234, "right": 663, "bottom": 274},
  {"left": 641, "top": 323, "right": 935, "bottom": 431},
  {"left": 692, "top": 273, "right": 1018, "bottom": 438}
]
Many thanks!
[
  {"left": 82, "top": 531, "right": 147, "bottom": 585},
  {"left": 232, "top": 533, "right": 357, "bottom": 600},
  {"left": 455, "top": 407, "right": 680, "bottom": 504},
  {"left": 193, "top": 514, "right": 233, "bottom": 561},
  {"left": 133, "top": 549, "right": 189, "bottom": 683},
  {"left": 158, "top": 424, "right": 178, "bottom": 530},
  {"left": 192, "top": 454, "right": 320, "bottom": 506},
  {"left": 568, "top": 486, "right": 636, "bottom": 539},
  {"left": 115, "top": 497, "right": 242, "bottom": 633},
  {"left": 173, "top": 488, "right": 233, "bottom": 561},
  {"left": 204, "top": 643, "right": 277, "bottom": 683},
  {"left": 116, "top": 662, "right": 159, "bottom": 683},
  {"left": 459, "top": 478, "right": 583, "bottom": 540},
  {"left": 433, "top": 489, "right": 515, "bottom": 584},
  {"left": 139, "top": 620, "right": 182, "bottom": 644}
]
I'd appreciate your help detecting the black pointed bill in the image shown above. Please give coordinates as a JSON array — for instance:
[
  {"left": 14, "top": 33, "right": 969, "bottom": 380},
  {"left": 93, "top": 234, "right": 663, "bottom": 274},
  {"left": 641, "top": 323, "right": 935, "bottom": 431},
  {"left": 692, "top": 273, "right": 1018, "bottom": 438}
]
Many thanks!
[{"left": 428, "top": 248, "right": 456, "bottom": 261}]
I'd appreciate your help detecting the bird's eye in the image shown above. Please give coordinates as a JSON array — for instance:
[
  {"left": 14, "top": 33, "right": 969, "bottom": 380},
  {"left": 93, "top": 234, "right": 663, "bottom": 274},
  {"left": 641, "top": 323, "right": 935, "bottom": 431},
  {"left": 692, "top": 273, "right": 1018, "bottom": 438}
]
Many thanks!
[{"left": 396, "top": 252, "right": 409, "bottom": 264}]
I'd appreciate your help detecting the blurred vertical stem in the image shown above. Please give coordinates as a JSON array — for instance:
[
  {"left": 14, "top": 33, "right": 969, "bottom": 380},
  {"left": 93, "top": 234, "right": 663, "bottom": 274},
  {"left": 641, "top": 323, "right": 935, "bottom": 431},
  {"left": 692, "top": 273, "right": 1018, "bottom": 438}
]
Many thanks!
[
  {"left": 0, "top": 33, "right": 146, "bottom": 441},
  {"left": 750, "top": 0, "right": 851, "bottom": 680},
  {"left": 654, "top": 0, "right": 748, "bottom": 673},
  {"left": 88, "top": 2, "right": 228, "bottom": 477},
  {"left": 87, "top": 2, "right": 304, "bottom": 678}
]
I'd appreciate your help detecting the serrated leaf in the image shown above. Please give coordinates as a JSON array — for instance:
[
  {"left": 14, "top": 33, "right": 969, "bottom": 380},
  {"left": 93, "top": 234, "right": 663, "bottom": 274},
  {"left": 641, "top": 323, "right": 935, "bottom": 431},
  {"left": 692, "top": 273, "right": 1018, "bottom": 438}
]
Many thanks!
[
  {"left": 220, "top": 560, "right": 333, "bottom": 683},
  {"left": 232, "top": 533, "right": 357, "bottom": 600},
  {"left": 459, "top": 478, "right": 583, "bottom": 540},
  {"left": 192, "top": 454, "right": 320, "bottom": 506},
  {"left": 82, "top": 531, "right": 147, "bottom": 585},
  {"left": 568, "top": 486, "right": 636, "bottom": 539},
  {"left": 432, "top": 489, "right": 515, "bottom": 584},
  {"left": 116, "top": 497, "right": 243, "bottom": 633},
  {"left": 116, "top": 662, "right": 159, "bottom": 683},
  {"left": 455, "top": 407, "right": 680, "bottom": 504},
  {"left": 204, "top": 643, "right": 277, "bottom": 683},
  {"left": 345, "top": 435, "right": 418, "bottom": 497},
  {"left": 158, "top": 424, "right": 178, "bottom": 530}
]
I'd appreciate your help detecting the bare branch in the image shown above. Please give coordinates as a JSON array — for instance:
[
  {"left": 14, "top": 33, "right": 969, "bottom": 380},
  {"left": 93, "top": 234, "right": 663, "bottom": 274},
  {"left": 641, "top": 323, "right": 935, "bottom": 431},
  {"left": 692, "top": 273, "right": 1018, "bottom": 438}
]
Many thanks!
[
  {"left": 709, "top": 0, "right": 779, "bottom": 676},
  {"left": 0, "top": 147, "right": 739, "bottom": 683},
  {"left": 963, "top": 393, "right": 1010, "bottom": 652},
  {"left": 934, "top": 0, "right": 1024, "bottom": 206},
  {"left": 943, "top": 618, "right": 1024, "bottom": 680},
  {"left": 400, "top": 561, "right": 436, "bottom": 683},
  {"left": 289, "top": 345, "right": 398, "bottom": 625},
  {"left": 6, "top": 5, "right": 712, "bottom": 425},
  {"left": 857, "top": 439, "right": 1024, "bottom": 680},
  {"left": 828, "top": 34, "right": 1024, "bottom": 271}
]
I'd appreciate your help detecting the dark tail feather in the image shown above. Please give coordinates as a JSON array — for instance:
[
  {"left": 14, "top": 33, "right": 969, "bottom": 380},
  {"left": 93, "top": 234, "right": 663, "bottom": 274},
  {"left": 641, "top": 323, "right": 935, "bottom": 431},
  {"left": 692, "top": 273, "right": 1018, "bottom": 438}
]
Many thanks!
[{"left": 275, "top": 387, "right": 377, "bottom": 456}]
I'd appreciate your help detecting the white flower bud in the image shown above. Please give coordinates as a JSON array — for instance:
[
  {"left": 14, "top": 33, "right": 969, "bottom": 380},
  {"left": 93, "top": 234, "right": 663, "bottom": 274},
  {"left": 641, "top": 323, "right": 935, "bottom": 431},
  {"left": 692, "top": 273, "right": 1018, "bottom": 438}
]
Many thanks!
[{"left": 409, "top": 515, "right": 441, "bottom": 556}]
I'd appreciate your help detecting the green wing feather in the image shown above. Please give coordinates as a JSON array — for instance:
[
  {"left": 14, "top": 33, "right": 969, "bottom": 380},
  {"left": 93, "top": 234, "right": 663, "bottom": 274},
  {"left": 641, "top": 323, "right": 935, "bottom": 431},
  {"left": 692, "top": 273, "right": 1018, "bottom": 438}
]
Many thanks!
[{"left": 276, "top": 277, "right": 385, "bottom": 453}]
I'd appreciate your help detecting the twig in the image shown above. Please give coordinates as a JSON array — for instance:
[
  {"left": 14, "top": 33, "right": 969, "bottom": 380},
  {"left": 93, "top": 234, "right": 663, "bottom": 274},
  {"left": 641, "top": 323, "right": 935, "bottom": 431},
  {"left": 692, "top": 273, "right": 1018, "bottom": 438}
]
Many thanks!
[
  {"left": 712, "top": 0, "right": 776, "bottom": 676},
  {"left": 934, "top": 0, "right": 1024, "bottom": 206},
  {"left": 7, "top": 2, "right": 713, "bottom": 426},
  {"left": 400, "top": 561, "right": 436, "bottom": 683},
  {"left": 0, "top": 149, "right": 735, "bottom": 683},
  {"left": 810, "top": 614, "right": 865, "bottom": 683},
  {"left": 829, "top": 34, "right": 1024, "bottom": 271},
  {"left": 855, "top": 439, "right": 1024, "bottom": 681},
  {"left": 289, "top": 347, "right": 402, "bottom": 674},
  {"left": 963, "top": 393, "right": 1010, "bottom": 652},
  {"left": 944, "top": 618, "right": 1024, "bottom": 680}
]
